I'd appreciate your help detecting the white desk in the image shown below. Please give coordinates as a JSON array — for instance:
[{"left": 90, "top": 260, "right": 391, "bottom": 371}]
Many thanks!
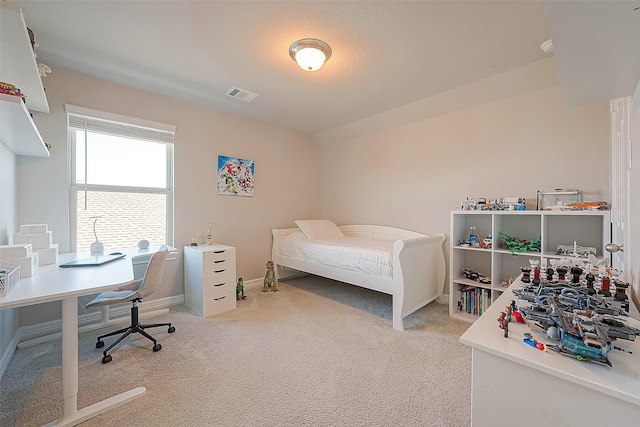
[
  {"left": 460, "top": 277, "right": 640, "bottom": 426},
  {"left": 0, "top": 246, "right": 174, "bottom": 426}
]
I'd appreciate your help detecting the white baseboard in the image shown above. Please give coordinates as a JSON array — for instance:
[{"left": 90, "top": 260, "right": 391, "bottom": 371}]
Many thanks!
[
  {"left": 0, "top": 329, "right": 21, "bottom": 381},
  {"left": 17, "top": 294, "right": 184, "bottom": 349},
  {"left": 441, "top": 293, "right": 449, "bottom": 305},
  {"left": 243, "top": 277, "right": 264, "bottom": 289}
]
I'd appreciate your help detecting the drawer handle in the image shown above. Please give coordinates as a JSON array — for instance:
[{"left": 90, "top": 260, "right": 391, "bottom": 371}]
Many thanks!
[
  {"left": 214, "top": 296, "right": 226, "bottom": 301},
  {"left": 213, "top": 250, "right": 225, "bottom": 254},
  {"left": 214, "top": 269, "right": 225, "bottom": 273},
  {"left": 214, "top": 283, "right": 225, "bottom": 287},
  {"left": 214, "top": 260, "right": 225, "bottom": 264}
]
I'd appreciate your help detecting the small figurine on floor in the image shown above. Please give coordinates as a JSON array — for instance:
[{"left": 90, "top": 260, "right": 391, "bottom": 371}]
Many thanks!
[
  {"left": 236, "top": 277, "right": 246, "bottom": 300},
  {"left": 262, "top": 260, "right": 278, "bottom": 292}
]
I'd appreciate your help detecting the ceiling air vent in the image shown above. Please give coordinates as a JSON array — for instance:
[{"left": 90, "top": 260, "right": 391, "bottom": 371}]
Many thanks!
[{"left": 225, "top": 87, "right": 259, "bottom": 103}]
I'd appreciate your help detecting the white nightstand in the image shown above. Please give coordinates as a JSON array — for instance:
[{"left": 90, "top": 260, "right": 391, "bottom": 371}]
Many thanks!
[{"left": 184, "top": 244, "right": 236, "bottom": 316}]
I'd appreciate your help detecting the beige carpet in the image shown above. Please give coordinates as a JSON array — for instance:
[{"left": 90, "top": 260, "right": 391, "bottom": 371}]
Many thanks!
[{"left": 0, "top": 276, "right": 472, "bottom": 426}]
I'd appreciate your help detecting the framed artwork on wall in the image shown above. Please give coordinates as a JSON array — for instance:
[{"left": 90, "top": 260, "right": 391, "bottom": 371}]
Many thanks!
[{"left": 217, "top": 155, "right": 254, "bottom": 197}]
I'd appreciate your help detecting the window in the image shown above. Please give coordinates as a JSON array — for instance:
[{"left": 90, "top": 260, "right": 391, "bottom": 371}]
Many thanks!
[{"left": 66, "top": 105, "right": 174, "bottom": 253}]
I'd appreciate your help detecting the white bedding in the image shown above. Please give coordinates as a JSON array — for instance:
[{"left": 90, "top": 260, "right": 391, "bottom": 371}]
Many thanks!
[{"left": 280, "top": 231, "right": 393, "bottom": 278}]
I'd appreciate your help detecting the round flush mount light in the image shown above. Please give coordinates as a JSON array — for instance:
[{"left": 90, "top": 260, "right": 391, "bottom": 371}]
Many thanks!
[
  {"left": 540, "top": 39, "right": 553, "bottom": 53},
  {"left": 289, "top": 38, "right": 332, "bottom": 72}
]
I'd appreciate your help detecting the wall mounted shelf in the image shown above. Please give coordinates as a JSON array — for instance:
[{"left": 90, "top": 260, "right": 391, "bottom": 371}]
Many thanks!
[
  {"left": 1, "top": 1, "right": 50, "bottom": 158},
  {"left": 0, "top": 94, "right": 49, "bottom": 157}
]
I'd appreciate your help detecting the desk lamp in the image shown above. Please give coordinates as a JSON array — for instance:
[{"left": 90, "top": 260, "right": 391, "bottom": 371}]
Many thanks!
[{"left": 90, "top": 216, "right": 104, "bottom": 255}]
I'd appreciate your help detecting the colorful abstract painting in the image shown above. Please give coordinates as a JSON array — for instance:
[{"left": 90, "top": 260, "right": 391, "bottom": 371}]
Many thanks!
[{"left": 217, "top": 155, "right": 254, "bottom": 197}]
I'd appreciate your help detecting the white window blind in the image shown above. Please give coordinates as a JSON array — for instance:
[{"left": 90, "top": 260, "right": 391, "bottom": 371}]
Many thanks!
[
  {"left": 65, "top": 104, "right": 175, "bottom": 252},
  {"left": 66, "top": 104, "right": 175, "bottom": 143}
]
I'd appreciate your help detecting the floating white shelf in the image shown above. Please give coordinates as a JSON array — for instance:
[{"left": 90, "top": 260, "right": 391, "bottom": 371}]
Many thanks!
[
  {"left": 1, "top": 1, "right": 50, "bottom": 158},
  {"left": 0, "top": 94, "right": 49, "bottom": 157},
  {"left": 0, "top": 1, "right": 49, "bottom": 113}
]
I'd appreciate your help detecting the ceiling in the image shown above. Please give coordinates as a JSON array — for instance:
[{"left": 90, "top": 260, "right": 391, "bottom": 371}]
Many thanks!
[
  {"left": 10, "top": 0, "right": 549, "bottom": 135},
  {"left": 6, "top": 1, "right": 558, "bottom": 136},
  {"left": 544, "top": 0, "right": 640, "bottom": 106}
]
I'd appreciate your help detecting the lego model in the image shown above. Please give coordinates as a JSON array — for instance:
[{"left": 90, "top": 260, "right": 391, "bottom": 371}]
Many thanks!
[
  {"left": 512, "top": 265, "right": 639, "bottom": 367},
  {"left": 463, "top": 268, "right": 491, "bottom": 285},
  {"left": 498, "top": 232, "right": 541, "bottom": 254}
]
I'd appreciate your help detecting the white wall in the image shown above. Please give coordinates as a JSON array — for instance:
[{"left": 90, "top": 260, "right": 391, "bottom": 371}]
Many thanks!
[
  {"left": 630, "top": 80, "right": 640, "bottom": 311},
  {"left": 0, "top": 142, "right": 18, "bottom": 358},
  {"left": 16, "top": 66, "right": 322, "bottom": 326},
  {"left": 320, "top": 62, "right": 610, "bottom": 295},
  {"left": 10, "top": 60, "right": 615, "bottom": 326}
]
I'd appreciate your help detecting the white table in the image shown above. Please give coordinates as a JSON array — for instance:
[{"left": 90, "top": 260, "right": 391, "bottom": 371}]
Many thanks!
[
  {"left": 460, "top": 277, "right": 640, "bottom": 426},
  {"left": 0, "top": 246, "right": 174, "bottom": 426}
]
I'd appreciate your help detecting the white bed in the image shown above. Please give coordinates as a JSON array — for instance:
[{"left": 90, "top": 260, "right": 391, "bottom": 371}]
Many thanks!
[{"left": 271, "top": 221, "right": 446, "bottom": 331}]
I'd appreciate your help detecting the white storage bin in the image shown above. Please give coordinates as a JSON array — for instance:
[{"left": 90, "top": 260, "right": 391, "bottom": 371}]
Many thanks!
[
  {"left": 13, "top": 231, "right": 52, "bottom": 249},
  {"left": 35, "top": 244, "right": 59, "bottom": 265},
  {"left": 19, "top": 224, "right": 48, "bottom": 233},
  {"left": 0, "top": 244, "right": 32, "bottom": 259},
  {"left": 5, "top": 254, "right": 39, "bottom": 278},
  {"left": 0, "top": 262, "right": 20, "bottom": 296}
]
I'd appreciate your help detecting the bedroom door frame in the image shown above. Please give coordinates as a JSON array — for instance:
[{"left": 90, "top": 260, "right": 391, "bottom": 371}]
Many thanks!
[{"left": 610, "top": 96, "right": 631, "bottom": 280}]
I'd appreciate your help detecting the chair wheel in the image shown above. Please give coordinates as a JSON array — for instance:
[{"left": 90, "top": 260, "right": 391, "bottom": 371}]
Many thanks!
[
  {"left": 96, "top": 340, "right": 104, "bottom": 348},
  {"left": 102, "top": 354, "right": 112, "bottom": 364},
  {"left": 168, "top": 326, "right": 175, "bottom": 333},
  {"left": 153, "top": 343, "right": 162, "bottom": 352}
]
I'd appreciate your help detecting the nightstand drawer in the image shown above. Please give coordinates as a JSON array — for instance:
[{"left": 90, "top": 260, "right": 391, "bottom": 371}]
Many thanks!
[
  {"left": 203, "top": 293, "right": 235, "bottom": 316},
  {"left": 203, "top": 249, "right": 234, "bottom": 264},
  {"left": 203, "top": 280, "right": 233, "bottom": 299},
  {"left": 204, "top": 268, "right": 234, "bottom": 285},
  {"left": 203, "top": 257, "right": 233, "bottom": 274}
]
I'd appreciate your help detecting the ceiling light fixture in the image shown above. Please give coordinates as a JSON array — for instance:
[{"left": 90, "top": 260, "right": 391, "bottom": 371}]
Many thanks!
[
  {"left": 289, "top": 38, "right": 332, "bottom": 72},
  {"left": 540, "top": 39, "right": 554, "bottom": 53}
]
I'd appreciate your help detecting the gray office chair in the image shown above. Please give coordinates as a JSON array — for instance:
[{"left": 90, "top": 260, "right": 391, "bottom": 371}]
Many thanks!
[{"left": 86, "top": 248, "right": 175, "bottom": 363}]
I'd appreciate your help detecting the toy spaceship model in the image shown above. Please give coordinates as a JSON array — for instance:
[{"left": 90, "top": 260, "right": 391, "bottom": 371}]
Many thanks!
[{"left": 510, "top": 262, "right": 638, "bottom": 367}]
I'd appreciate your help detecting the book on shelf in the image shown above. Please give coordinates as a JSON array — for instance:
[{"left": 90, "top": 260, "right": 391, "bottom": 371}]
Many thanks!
[{"left": 457, "top": 285, "right": 492, "bottom": 316}]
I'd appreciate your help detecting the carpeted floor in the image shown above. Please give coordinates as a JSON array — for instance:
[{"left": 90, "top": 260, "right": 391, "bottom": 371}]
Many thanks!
[{"left": 0, "top": 276, "right": 472, "bottom": 426}]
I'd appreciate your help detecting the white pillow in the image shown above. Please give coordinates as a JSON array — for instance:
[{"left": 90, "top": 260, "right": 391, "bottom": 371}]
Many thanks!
[{"left": 294, "top": 220, "right": 344, "bottom": 240}]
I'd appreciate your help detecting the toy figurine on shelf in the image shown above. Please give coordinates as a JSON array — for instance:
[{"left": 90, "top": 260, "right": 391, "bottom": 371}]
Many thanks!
[
  {"left": 505, "top": 305, "right": 512, "bottom": 322},
  {"left": 614, "top": 281, "right": 630, "bottom": 312},
  {"left": 498, "top": 312, "right": 509, "bottom": 338},
  {"left": 236, "top": 277, "right": 246, "bottom": 300},
  {"left": 190, "top": 234, "right": 198, "bottom": 246},
  {"left": 570, "top": 266, "right": 583, "bottom": 284}
]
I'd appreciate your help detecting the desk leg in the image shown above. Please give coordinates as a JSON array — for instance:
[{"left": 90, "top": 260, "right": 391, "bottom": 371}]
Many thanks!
[
  {"left": 62, "top": 297, "right": 78, "bottom": 416},
  {"left": 44, "top": 297, "right": 146, "bottom": 427}
]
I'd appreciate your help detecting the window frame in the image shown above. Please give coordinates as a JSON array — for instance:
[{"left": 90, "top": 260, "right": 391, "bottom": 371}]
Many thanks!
[{"left": 66, "top": 104, "right": 175, "bottom": 253}]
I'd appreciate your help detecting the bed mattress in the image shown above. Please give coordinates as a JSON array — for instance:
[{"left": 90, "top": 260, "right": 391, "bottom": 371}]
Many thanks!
[{"left": 280, "top": 231, "right": 393, "bottom": 278}]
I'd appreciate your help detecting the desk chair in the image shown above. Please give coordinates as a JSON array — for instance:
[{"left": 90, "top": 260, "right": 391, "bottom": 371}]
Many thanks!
[{"left": 86, "top": 248, "right": 175, "bottom": 363}]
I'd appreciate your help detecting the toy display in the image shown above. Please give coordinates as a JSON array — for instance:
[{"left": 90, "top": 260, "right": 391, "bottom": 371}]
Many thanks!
[
  {"left": 458, "top": 192, "right": 609, "bottom": 211},
  {"left": 556, "top": 242, "right": 596, "bottom": 258},
  {"left": 508, "top": 261, "right": 639, "bottom": 367},
  {"left": 536, "top": 189, "right": 581, "bottom": 210},
  {"left": 498, "top": 232, "right": 540, "bottom": 254},
  {"left": 458, "top": 227, "right": 492, "bottom": 249},
  {"left": 458, "top": 197, "right": 526, "bottom": 211},
  {"left": 462, "top": 268, "right": 491, "bottom": 285}
]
